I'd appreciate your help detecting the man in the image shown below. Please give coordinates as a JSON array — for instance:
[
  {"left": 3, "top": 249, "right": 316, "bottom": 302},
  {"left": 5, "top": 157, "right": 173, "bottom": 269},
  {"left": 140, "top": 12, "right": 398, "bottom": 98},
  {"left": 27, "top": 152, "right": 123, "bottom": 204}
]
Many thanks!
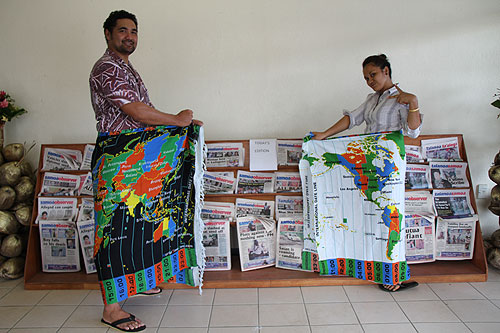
[{"left": 89, "top": 10, "right": 202, "bottom": 332}]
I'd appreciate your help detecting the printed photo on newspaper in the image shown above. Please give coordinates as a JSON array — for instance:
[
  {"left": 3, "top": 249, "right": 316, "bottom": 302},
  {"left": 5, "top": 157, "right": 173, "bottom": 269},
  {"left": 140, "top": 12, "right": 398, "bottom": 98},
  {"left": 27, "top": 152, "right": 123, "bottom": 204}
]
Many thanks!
[
  {"left": 37, "top": 197, "right": 78, "bottom": 223},
  {"left": 236, "top": 216, "right": 276, "bottom": 271},
  {"left": 42, "top": 147, "right": 83, "bottom": 171},
  {"left": 40, "top": 172, "right": 80, "bottom": 196},
  {"left": 430, "top": 162, "right": 469, "bottom": 188},
  {"left": 274, "top": 172, "right": 302, "bottom": 193},
  {"left": 405, "top": 144, "right": 424, "bottom": 163},
  {"left": 235, "top": 198, "right": 274, "bottom": 219},
  {"left": 405, "top": 191, "right": 435, "bottom": 215},
  {"left": 405, "top": 213, "right": 436, "bottom": 264},
  {"left": 276, "top": 216, "right": 305, "bottom": 271},
  {"left": 277, "top": 140, "right": 302, "bottom": 166},
  {"left": 206, "top": 142, "right": 244, "bottom": 167},
  {"left": 433, "top": 189, "right": 475, "bottom": 218},
  {"left": 203, "top": 171, "right": 236, "bottom": 194},
  {"left": 203, "top": 219, "right": 231, "bottom": 271},
  {"left": 436, "top": 216, "right": 477, "bottom": 260},
  {"left": 77, "top": 198, "right": 94, "bottom": 222},
  {"left": 236, "top": 170, "right": 275, "bottom": 194},
  {"left": 76, "top": 219, "right": 96, "bottom": 274},
  {"left": 405, "top": 164, "right": 431, "bottom": 189},
  {"left": 421, "top": 137, "right": 462, "bottom": 161},
  {"left": 275, "top": 195, "right": 303, "bottom": 220},
  {"left": 80, "top": 144, "right": 95, "bottom": 170},
  {"left": 39, "top": 220, "right": 80, "bottom": 272}
]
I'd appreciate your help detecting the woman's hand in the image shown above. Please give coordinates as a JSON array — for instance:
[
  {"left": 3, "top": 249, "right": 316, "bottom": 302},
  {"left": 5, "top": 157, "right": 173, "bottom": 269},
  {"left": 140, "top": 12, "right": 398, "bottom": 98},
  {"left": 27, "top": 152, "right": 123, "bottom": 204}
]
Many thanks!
[
  {"left": 311, "top": 131, "right": 328, "bottom": 140},
  {"left": 388, "top": 85, "right": 419, "bottom": 109}
]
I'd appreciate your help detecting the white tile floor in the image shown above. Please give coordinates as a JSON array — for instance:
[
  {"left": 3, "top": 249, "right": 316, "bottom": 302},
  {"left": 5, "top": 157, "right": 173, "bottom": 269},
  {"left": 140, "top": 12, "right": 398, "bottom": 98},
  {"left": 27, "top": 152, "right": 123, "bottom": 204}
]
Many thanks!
[{"left": 2, "top": 267, "right": 500, "bottom": 332}]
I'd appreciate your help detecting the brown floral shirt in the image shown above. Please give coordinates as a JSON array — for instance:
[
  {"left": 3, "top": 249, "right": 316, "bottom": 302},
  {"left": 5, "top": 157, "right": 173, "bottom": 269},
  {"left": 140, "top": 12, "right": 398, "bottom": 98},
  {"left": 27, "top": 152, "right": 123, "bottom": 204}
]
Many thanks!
[{"left": 89, "top": 49, "right": 153, "bottom": 132}]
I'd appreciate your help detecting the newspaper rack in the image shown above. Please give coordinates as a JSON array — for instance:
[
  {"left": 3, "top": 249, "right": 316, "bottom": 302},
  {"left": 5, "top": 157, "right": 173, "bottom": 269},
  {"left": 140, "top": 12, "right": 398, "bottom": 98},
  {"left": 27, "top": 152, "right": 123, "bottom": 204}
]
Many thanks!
[{"left": 24, "top": 136, "right": 487, "bottom": 290}]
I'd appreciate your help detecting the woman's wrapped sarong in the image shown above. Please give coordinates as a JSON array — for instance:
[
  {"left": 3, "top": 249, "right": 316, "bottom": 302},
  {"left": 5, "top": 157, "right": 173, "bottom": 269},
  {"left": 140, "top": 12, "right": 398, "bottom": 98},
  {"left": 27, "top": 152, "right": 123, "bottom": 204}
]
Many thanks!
[{"left": 91, "top": 124, "right": 205, "bottom": 304}]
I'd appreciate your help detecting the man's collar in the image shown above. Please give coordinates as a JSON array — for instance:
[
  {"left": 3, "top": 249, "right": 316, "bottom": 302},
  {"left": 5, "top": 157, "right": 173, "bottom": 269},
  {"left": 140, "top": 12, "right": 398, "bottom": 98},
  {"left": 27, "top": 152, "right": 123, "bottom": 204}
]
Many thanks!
[{"left": 105, "top": 48, "right": 129, "bottom": 66}]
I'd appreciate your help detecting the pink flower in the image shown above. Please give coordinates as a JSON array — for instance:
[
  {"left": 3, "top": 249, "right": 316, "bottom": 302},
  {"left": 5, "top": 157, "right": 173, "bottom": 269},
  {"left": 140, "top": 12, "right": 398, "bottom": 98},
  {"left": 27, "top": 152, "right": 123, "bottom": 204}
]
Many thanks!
[
  {"left": 0, "top": 91, "right": 6, "bottom": 99},
  {"left": 0, "top": 99, "right": 8, "bottom": 108}
]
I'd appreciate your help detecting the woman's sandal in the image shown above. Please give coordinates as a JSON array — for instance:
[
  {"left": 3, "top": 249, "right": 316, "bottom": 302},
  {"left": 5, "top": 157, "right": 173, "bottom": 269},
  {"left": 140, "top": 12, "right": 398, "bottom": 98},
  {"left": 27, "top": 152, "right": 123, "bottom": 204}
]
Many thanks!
[{"left": 379, "top": 281, "right": 419, "bottom": 292}]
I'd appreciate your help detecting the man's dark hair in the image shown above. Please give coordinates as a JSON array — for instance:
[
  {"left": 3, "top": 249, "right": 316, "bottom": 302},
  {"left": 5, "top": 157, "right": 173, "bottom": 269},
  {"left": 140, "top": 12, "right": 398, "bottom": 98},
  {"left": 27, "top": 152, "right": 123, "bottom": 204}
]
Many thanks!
[
  {"left": 103, "top": 10, "right": 138, "bottom": 34},
  {"left": 363, "top": 54, "right": 392, "bottom": 78}
]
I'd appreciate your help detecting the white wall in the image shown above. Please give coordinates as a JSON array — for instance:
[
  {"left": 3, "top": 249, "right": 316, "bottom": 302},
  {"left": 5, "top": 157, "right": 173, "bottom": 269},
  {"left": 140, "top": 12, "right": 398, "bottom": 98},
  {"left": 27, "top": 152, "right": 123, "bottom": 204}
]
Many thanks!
[{"left": 1, "top": 0, "right": 499, "bottom": 234}]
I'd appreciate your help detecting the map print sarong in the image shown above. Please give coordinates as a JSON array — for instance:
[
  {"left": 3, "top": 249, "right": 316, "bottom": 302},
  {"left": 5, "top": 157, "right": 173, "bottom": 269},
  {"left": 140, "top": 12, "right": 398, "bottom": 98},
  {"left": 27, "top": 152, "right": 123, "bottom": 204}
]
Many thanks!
[
  {"left": 300, "top": 131, "right": 409, "bottom": 285},
  {"left": 92, "top": 124, "right": 205, "bottom": 304}
]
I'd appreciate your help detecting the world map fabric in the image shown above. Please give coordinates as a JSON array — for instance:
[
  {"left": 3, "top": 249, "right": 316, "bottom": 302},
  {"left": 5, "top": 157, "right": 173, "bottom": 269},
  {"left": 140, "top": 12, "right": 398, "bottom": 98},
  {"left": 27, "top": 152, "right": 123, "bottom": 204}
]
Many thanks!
[
  {"left": 91, "top": 124, "right": 205, "bottom": 304},
  {"left": 300, "top": 131, "right": 409, "bottom": 285}
]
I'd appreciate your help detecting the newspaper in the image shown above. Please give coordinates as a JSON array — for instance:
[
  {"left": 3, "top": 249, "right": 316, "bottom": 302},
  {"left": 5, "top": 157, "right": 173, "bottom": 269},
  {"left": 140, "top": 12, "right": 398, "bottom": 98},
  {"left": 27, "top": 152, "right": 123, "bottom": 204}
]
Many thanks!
[
  {"left": 80, "top": 144, "right": 95, "bottom": 170},
  {"left": 39, "top": 220, "right": 81, "bottom": 272},
  {"left": 430, "top": 162, "right": 469, "bottom": 188},
  {"left": 206, "top": 142, "right": 244, "bottom": 167},
  {"left": 236, "top": 215, "right": 276, "bottom": 271},
  {"left": 405, "top": 213, "right": 436, "bottom": 264},
  {"left": 277, "top": 140, "right": 303, "bottom": 166},
  {"left": 76, "top": 219, "right": 96, "bottom": 274},
  {"left": 236, "top": 198, "right": 274, "bottom": 219},
  {"left": 435, "top": 216, "right": 477, "bottom": 260},
  {"left": 202, "top": 201, "right": 235, "bottom": 222},
  {"left": 276, "top": 216, "right": 305, "bottom": 271},
  {"left": 405, "top": 145, "right": 424, "bottom": 163},
  {"left": 405, "top": 191, "right": 435, "bottom": 215},
  {"left": 274, "top": 172, "right": 302, "bottom": 193},
  {"left": 37, "top": 197, "right": 78, "bottom": 223},
  {"left": 236, "top": 170, "right": 275, "bottom": 194},
  {"left": 203, "top": 219, "right": 231, "bottom": 271},
  {"left": 299, "top": 158, "right": 317, "bottom": 255},
  {"left": 275, "top": 195, "right": 303, "bottom": 220},
  {"left": 77, "top": 198, "right": 94, "bottom": 222},
  {"left": 78, "top": 172, "right": 93, "bottom": 196},
  {"left": 433, "top": 189, "right": 475, "bottom": 218},
  {"left": 203, "top": 171, "right": 236, "bottom": 194},
  {"left": 421, "top": 137, "right": 462, "bottom": 161},
  {"left": 40, "top": 172, "right": 80, "bottom": 196},
  {"left": 405, "top": 164, "right": 431, "bottom": 189},
  {"left": 42, "top": 148, "right": 83, "bottom": 171}
]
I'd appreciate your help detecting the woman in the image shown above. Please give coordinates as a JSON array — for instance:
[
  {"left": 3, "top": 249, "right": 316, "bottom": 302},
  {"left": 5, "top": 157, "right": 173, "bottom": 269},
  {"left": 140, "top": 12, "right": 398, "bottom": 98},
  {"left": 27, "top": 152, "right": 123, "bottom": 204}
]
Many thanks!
[
  {"left": 312, "top": 54, "right": 422, "bottom": 140},
  {"left": 312, "top": 54, "right": 422, "bottom": 292}
]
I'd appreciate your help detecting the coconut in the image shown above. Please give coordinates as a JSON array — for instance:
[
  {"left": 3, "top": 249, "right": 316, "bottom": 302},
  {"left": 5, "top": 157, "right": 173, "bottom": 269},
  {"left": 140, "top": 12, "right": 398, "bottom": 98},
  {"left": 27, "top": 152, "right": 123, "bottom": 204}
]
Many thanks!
[
  {"left": 2, "top": 143, "right": 24, "bottom": 162},
  {"left": 0, "top": 186, "right": 16, "bottom": 210},
  {"left": 492, "top": 185, "right": 500, "bottom": 203},
  {"left": 484, "top": 239, "right": 494, "bottom": 255},
  {"left": 0, "top": 254, "right": 6, "bottom": 265},
  {"left": 490, "top": 165, "right": 500, "bottom": 185},
  {"left": 488, "top": 248, "right": 500, "bottom": 270},
  {"left": 15, "top": 206, "right": 32, "bottom": 226},
  {"left": 0, "top": 211, "right": 19, "bottom": 234},
  {"left": 0, "top": 256, "right": 24, "bottom": 279},
  {"left": 490, "top": 229, "right": 500, "bottom": 248},
  {"left": 0, "top": 162, "right": 22, "bottom": 186},
  {"left": 0, "top": 151, "right": 3, "bottom": 165},
  {"left": 0, "top": 234, "right": 25, "bottom": 258},
  {"left": 495, "top": 150, "right": 500, "bottom": 166},
  {"left": 489, "top": 203, "right": 500, "bottom": 216},
  {"left": 14, "top": 177, "right": 34, "bottom": 203},
  {"left": 18, "top": 160, "right": 34, "bottom": 178}
]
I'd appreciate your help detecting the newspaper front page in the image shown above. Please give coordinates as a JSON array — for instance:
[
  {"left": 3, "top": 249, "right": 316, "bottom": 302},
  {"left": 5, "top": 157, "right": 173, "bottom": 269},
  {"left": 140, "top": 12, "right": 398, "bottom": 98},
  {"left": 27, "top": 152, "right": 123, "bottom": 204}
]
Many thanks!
[
  {"left": 433, "top": 189, "right": 474, "bottom": 218},
  {"left": 39, "top": 220, "right": 81, "bottom": 272},
  {"left": 236, "top": 171, "right": 275, "bottom": 194},
  {"left": 42, "top": 148, "right": 83, "bottom": 171},
  {"left": 76, "top": 219, "right": 96, "bottom": 274},
  {"left": 202, "top": 201, "right": 235, "bottom": 221},
  {"left": 275, "top": 195, "right": 303, "bottom": 220},
  {"left": 37, "top": 197, "right": 78, "bottom": 223},
  {"left": 405, "top": 213, "right": 436, "bottom": 264},
  {"left": 421, "top": 137, "right": 462, "bottom": 161},
  {"left": 203, "top": 219, "right": 231, "bottom": 270},
  {"left": 276, "top": 216, "right": 305, "bottom": 271},
  {"left": 405, "top": 145, "right": 424, "bottom": 163},
  {"left": 206, "top": 142, "right": 244, "bottom": 167},
  {"left": 80, "top": 144, "right": 95, "bottom": 170},
  {"left": 436, "top": 216, "right": 477, "bottom": 260},
  {"left": 236, "top": 216, "right": 276, "bottom": 271},
  {"left": 405, "top": 164, "right": 431, "bottom": 189},
  {"left": 274, "top": 172, "right": 302, "bottom": 193},
  {"left": 78, "top": 172, "right": 93, "bottom": 196},
  {"left": 203, "top": 171, "right": 236, "bottom": 194},
  {"left": 405, "top": 191, "right": 435, "bottom": 215},
  {"left": 77, "top": 198, "right": 94, "bottom": 222},
  {"left": 430, "top": 162, "right": 469, "bottom": 188},
  {"left": 235, "top": 198, "right": 274, "bottom": 219},
  {"left": 40, "top": 172, "right": 81, "bottom": 196},
  {"left": 277, "top": 140, "right": 302, "bottom": 166}
]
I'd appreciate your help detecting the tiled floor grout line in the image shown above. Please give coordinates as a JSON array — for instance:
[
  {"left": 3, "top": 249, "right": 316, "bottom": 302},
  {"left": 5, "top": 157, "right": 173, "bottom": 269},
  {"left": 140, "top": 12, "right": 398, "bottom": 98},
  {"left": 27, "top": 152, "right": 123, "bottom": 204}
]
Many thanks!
[
  {"left": 206, "top": 289, "right": 216, "bottom": 332},
  {"left": 298, "top": 286, "right": 313, "bottom": 333},
  {"left": 341, "top": 285, "right": 365, "bottom": 330}
]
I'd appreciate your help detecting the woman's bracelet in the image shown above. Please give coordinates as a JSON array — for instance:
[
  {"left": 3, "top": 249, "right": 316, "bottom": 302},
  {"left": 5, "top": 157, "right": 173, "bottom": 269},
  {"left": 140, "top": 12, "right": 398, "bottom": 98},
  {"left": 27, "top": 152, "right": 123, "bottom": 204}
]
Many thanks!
[{"left": 408, "top": 107, "right": 420, "bottom": 113}]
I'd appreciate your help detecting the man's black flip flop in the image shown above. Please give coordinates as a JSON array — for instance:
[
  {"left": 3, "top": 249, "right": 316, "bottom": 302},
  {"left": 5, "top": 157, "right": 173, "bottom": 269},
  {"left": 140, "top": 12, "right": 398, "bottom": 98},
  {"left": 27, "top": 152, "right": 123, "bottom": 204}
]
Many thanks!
[
  {"left": 379, "top": 281, "right": 419, "bottom": 292},
  {"left": 101, "top": 314, "right": 146, "bottom": 332}
]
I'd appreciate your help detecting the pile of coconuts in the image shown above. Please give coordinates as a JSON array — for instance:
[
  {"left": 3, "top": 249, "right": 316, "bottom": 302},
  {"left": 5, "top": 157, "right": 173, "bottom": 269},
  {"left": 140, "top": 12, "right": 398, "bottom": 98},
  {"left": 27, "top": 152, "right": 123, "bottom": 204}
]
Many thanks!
[
  {"left": 485, "top": 151, "right": 500, "bottom": 269},
  {"left": 0, "top": 143, "right": 35, "bottom": 279}
]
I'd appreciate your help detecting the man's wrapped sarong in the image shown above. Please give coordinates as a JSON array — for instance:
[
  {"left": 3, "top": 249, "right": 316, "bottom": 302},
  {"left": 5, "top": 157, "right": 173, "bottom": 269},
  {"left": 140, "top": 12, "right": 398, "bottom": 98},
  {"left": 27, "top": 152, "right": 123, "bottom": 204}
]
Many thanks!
[
  {"left": 91, "top": 124, "right": 205, "bottom": 304},
  {"left": 300, "top": 131, "right": 409, "bottom": 285}
]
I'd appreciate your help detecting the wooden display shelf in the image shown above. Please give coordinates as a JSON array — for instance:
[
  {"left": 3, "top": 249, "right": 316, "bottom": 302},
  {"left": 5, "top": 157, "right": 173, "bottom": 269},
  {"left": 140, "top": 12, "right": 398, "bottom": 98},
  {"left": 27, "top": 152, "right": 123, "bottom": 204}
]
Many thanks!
[{"left": 24, "top": 135, "right": 487, "bottom": 290}]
